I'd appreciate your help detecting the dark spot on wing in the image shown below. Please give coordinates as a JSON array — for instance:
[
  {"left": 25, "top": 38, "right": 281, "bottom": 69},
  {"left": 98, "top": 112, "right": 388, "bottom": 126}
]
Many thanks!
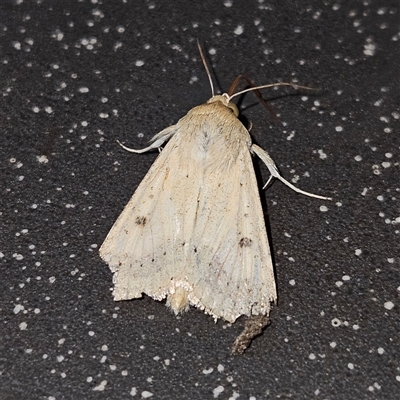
[
  {"left": 239, "top": 237, "right": 252, "bottom": 247},
  {"left": 135, "top": 216, "right": 147, "bottom": 226}
]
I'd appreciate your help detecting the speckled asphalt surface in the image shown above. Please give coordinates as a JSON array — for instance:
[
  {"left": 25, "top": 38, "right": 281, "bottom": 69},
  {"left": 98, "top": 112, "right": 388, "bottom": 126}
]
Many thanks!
[{"left": 1, "top": 1, "right": 399, "bottom": 399}]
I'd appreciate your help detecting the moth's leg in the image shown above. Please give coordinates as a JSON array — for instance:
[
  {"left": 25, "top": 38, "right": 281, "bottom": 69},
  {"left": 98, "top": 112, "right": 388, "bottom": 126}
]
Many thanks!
[
  {"left": 117, "top": 124, "right": 178, "bottom": 154},
  {"left": 262, "top": 175, "right": 273, "bottom": 190},
  {"left": 251, "top": 144, "right": 332, "bottom": 201}
]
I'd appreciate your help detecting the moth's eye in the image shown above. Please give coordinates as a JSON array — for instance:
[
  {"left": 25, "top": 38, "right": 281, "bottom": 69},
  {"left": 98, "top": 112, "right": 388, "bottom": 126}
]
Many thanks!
[{"left": 228, "top": 102, "right": 239, "bottom": 117}]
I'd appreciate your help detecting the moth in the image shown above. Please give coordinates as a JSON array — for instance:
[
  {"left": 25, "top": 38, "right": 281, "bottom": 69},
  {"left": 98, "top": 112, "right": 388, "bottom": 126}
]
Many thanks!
[{"left": 100, "top": 45, "right": 331, "bottom": 353}]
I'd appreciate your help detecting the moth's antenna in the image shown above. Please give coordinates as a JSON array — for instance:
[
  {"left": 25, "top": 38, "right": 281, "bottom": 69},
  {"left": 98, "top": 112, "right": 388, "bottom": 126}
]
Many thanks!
[
  {"left": 228, "top": 75, "right": 280, "bottom": 123},
  {"left": 228, "top": 75, "right": 250, "bottom": 97},
  {"left": 228, "top": 83, "right": 317, "bottom": 101},
  {"left": 197, "top": 39, "right": 215, "bottom": 97}
]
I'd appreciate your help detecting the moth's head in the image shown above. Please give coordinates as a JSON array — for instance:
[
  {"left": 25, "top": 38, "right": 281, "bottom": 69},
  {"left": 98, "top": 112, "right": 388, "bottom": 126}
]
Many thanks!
[
  {"left": 207, "top": 94, "right": 239, "bottom": 117},
  {"left": 197, "top": 43, "right": 310, "bottom": 123}
]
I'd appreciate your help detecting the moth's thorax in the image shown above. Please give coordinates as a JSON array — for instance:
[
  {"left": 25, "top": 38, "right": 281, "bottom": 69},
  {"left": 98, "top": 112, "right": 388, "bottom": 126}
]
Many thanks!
[
  {"left": 177, "top": 93, "right": 252, "bottom": 159},
  {"left": 207, "top": 94, "right": 239, "bottom": 117}
]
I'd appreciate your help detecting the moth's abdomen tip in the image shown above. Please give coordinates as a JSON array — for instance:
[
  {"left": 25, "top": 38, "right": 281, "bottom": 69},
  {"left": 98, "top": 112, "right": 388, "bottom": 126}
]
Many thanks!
[{"left": 167, "top": 287, "right": 190, "bottom": 315}]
